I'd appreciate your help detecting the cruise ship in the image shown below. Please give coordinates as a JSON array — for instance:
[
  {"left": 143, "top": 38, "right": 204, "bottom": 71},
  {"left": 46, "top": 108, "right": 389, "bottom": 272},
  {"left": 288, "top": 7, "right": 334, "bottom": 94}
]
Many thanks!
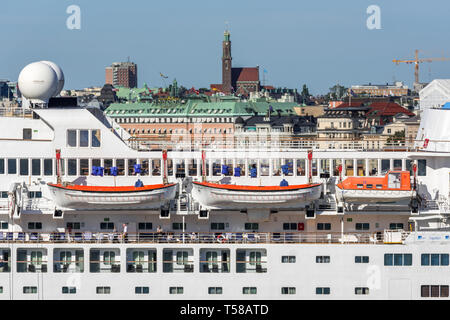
[{"left": 1, "top": 61, "right": 450, "bottom": 300}]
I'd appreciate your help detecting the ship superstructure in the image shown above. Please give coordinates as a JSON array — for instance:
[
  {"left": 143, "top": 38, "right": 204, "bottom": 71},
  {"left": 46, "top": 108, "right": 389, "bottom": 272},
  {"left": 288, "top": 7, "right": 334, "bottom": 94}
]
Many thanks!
[{"left": 0, "top": 63, "right": 450, "bottom": 300}]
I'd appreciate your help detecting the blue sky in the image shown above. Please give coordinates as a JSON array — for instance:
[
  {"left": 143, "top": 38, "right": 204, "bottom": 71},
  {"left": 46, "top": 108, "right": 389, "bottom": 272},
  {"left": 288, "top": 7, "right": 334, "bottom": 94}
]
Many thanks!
[{"left": 1, "top": 0, "right": 450, "bottom": 94}]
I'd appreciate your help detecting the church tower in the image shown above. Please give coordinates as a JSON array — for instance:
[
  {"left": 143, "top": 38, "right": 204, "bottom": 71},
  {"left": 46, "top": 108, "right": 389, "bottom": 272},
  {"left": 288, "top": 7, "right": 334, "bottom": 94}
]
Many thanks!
[{"left": 222, "top": 30, "right": 232, "bottom": 94}]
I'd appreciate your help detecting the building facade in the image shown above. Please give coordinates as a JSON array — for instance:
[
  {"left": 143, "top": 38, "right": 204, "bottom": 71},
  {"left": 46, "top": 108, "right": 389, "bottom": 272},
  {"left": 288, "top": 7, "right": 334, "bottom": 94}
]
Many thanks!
[{"left": 105, "top": 62, "right": 138, "bottom": 88}]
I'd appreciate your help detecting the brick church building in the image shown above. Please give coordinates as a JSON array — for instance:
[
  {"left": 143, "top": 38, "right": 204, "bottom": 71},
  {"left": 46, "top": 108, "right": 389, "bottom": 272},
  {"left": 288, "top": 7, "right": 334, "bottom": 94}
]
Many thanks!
[{"left": 211, "top": 31, "right": 260, "bottom": 95}]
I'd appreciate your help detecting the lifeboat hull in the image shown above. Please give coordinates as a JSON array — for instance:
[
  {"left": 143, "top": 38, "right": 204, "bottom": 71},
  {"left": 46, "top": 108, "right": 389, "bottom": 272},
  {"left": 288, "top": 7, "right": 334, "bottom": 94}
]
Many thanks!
[
  {"left": 192, "top": 182, "right": 322, "bottom": 210},
  {"left": 47, "top": 183, "right": 177, "bottom": 210},
  {"left": 336, "top": 186, "right": 413, "bottom": 209}
]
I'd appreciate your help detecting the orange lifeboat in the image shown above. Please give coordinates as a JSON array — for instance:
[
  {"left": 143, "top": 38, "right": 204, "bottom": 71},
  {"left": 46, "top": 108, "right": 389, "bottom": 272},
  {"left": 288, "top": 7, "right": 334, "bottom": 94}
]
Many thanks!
[{"left": 336, "top": 171, "right": 415, "bottom": 208}]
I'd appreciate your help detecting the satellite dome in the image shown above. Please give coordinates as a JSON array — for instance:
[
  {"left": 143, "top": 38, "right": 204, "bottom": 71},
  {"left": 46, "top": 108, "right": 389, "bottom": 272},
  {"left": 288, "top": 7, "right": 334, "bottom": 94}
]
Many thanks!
[
  {"left": 18, "top": 62, "right": 58, "bottom": 104},
  {"left": 40, "top": 61, "right": 65, "bottom": 96}
]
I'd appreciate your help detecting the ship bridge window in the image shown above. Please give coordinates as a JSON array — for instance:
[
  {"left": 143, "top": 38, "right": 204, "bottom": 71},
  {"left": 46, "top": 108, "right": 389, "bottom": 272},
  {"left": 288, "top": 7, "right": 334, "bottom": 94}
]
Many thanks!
[{"left": 79, "top": 130, "right": 89, "bottom": 147}]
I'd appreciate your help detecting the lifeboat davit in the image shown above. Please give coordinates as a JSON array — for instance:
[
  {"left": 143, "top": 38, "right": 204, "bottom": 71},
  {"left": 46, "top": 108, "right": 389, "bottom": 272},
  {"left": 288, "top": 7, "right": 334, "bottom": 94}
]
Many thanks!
[
  {"left": 336, "top": 171, "right": 414, "bottom": 209},
  {"left": 47, "top": 183, "right": 177, "bottom": 210},
  {"left": 191, "top": 181, "right": 322, "bottom": 210}
]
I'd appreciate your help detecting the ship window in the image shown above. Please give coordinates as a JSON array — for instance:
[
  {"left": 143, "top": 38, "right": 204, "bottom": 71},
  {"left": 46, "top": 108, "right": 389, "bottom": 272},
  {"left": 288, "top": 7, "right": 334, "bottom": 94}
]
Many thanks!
[
  {"left": 67, "top": 159, "right": 77, "bottom": 176},
  {"left": 355, "top": 287, "right": 369, "bottom": 295},
  {"left": 393, "top": 159, "right": 402, "bottom": 171},
  {"left": 281, "top": 287, "right": 296, "bottom": 295},
  {"left": 344, "top": 160, "right": 353, "bottom": 176},
  {"left": 418, "top": 159, "right": 427, "bottom": 176},
  {"left": 104, "top": 159, "right": 113, "bottom": 175},
  {"left": 172, "top": 223, "right": 186, "bottom": 230},
  {"left": 187, "top": 159, "right": 197, "bottom": 176},
  {"left": 208, "top": 287, "right": 223, "bottom": 295},
  {"left": 28, "top": 191, "right": 42, "bottom": 198},
  {"left": 355, "top": 256, "right": 369, "bottom": 263},
  {"left": 100, "top": 222, "right": 114, "bottom": 230},
  {"left": 260, "top": 159, "right": 269, "bottom": 176},
  {"left": 381, "top": 159, "right": 390, "bottom": 174},
  {"left": 356, "top": 184, "right": 363, "bottom": 188},
  {"left": 43, "top": 159, "right": 53, "bottom": 176},
  {"left": 376, "top": 184, "right": 382, "bottom": 189},
  {"left": 66, "top": 222, "right": 81, "bottom": 230},
  {"left": 316, "top": 287, "right": 330, "bottom": 295},
  {"left": 141, "top": 159, "right": 149, "bottom": 176},
  {"left": 368, "top": 159, "right": 378, "bottom": 176},
  {"left": 7, "top": 159, "right": 16, "bottom": 174},
  {"left": 317, "top": 223, "right": 331, "bottom": 230},
  {"left": 23, "top": 128, "right": 32, "bottom": 140},
  {"left": 96, "top": 287, "right": 111, "bottom": 294},
  {"left": 0, "top": 222, "right": 8, "bottom": 229},
  {"left": 212, "top": 159, "right": 221, "bottom": 176},
  {"left": 67, "top": 130, "right": 77, "bottom": 147},
  {"left": 316, "top": 256, "right": 330, "bottom": 263},
  {"left": 244, "top": 223, "right": 259, "bottom": 231},
  {"left": 356, "top": 159, "right": 365, "bottom": 176},
  {"left": 355, "top": 223, "right": 369, "bottom": 230},
  {"left": 332, "top": 159, "right": 342, "bottom": 177},
  {"left": 79, "top": 130, "right": 89, "bottom": 147},
  {"left": 135, "top": 286, "right": 149, "bottom": 294},
  {"left": 23, "top": 286, "right": 37, "bottom": 294},
  {"left": 421, "top": 285, "right": 449, "bottom": 298},
  {"left": 138, "top": 222, "right": 153, "bottom": 230},
  {"left": 152, "top": 159, "right": 161, "bottom": 176},
  {"left": 242, "top": 287, "right": 257, "bottom": 295},
  {"left": 79, "top": 159, "right": 89, "bottom": 176},
  {"left": 211, "top": 223, "right": 225, "bottom": 230},
  {"left": 296, "top": 159, "right": 306, "bottom": 176},
  {"left": 281, "top": 256, "right": 296, "bottom": 263},
  {"left": 62, "top": 287, "right": 76, "bottom": 294},
  {"left": 19, "top": 159, "right": 29, "bottom": 176},
  {"left": 283, "top": 223, "right": 297, "bottom": 230},
  {"left": 421, "top": 254, "right": 449, "bottom": 266},
  {"left": 128, "top": 159, "right": 137, "bottom": 176},
  {"left": 116, "top": 159, "right": 125, "bottom": 176},
  {"left": 366, "top": 184, "right": 373, "bottom": 188},
  {"left": 91, "top": 130, "right": 101, "bottom": 148},
  {"left": 27, "top": 222, "right": 42, "bottom": 230},
  {"left": 169, "top": 287, "right": 183, "bottom": 294},
  {"left": 0, "top": 159, "right": 4, "bottom": 174},
  {"left": 31, "top": 159, "right": 41, "bottom": 176},
  {"left": 384, "top": 253, "right": 412, "bottom": 266},
  {"left": 389, "top": 223, "right": 403, "bottom": 230}
]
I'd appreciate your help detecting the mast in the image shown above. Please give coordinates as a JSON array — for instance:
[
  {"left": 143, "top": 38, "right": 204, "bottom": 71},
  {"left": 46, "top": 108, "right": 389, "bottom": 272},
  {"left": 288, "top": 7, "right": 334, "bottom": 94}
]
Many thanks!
[
  {"left": 56, "top": 149, "right": 61, "bottom": 184},
  {"left": 307, "top": 150, "right": 313, "bottom": 184},
  {"left": 201, "top": 150, "right": 206, "bottom": 182},
  {"left": 162, "top": 150, "right": 168, "bottom": 185}
]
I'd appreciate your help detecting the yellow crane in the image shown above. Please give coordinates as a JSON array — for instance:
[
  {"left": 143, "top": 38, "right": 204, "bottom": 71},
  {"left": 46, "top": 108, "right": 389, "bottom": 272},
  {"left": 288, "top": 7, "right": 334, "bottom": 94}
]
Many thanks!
[{"left": 393, "top": 50, "right": 450, "bottom": 84}]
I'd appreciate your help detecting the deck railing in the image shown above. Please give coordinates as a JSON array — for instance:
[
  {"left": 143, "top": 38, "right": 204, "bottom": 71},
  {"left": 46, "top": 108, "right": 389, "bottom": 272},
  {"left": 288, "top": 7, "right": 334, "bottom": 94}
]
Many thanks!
[{"left": 0, "top": 231, "right": 407, "bottom": 245}]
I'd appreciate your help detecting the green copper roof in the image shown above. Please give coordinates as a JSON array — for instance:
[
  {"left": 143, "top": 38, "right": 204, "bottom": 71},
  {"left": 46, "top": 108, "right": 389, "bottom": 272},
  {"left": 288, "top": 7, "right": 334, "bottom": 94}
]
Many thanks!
[{"left": 105, "top": 98, "right": 297, "bottom": 117}]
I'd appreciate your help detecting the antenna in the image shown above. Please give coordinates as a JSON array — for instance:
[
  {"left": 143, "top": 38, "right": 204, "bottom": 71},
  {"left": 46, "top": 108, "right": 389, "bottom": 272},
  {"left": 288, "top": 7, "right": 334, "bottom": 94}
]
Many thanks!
[{"left": 225, "top": 20, "right": 230, "bottom": 32}]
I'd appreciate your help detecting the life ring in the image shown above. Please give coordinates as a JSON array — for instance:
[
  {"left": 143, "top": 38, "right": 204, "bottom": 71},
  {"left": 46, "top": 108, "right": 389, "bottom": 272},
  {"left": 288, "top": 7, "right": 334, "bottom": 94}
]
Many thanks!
[{"left": 216, "top": 234, "right": 227, "bottom": 243}]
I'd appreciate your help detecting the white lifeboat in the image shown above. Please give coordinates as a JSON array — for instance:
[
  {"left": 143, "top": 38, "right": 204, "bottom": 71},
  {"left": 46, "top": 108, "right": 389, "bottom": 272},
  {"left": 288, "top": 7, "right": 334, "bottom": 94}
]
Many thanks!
[
  {"left": 191, "top": 181, "right": 322, "bottom": 210},
  {"left": 47, "top": 183, "right": 177, "bottom": 211}
]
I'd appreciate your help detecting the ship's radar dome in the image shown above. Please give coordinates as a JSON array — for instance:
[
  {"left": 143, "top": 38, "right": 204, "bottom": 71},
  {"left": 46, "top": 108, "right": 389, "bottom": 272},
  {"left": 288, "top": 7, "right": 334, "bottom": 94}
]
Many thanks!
[
  {"left": 40, "top": 61, "right": 65, "bottom": 96},
  {"left": 18, "top": 62, "right": 58, "bottom": 104}
]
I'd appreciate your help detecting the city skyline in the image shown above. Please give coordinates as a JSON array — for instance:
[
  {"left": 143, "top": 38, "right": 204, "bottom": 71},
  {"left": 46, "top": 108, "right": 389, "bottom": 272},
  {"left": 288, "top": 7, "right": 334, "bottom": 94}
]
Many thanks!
[{"left": 1, "top": 0, "right": 450, "bottom": 94}]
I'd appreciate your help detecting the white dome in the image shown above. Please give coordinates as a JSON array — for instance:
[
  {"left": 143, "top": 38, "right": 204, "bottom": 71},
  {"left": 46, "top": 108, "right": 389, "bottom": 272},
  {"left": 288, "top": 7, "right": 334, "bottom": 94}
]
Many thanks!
[
  {"left": 40, "top": 61, "right": 65, "bottom": 96},
  {"left": 18, "top": 62, "right": 58, "bottom": 103}
]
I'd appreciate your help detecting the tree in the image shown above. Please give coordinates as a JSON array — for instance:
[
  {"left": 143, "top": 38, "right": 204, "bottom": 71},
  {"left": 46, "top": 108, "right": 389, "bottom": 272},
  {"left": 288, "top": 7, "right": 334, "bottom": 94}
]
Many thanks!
[
  {"left": 386, "top": 130, "right": 405, "bottom": 146},
  {"left": 329, "top": 84, "right": 347, "bottom": 100}
]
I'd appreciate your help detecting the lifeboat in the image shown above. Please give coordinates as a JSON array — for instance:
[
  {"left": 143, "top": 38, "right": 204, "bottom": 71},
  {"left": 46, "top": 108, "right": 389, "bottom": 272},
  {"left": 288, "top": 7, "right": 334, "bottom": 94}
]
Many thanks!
[
  {"left": 336, "top": 171, "right": 415, "bottom": 209},
  {"left": 47, "top": 183, "right": 177, "bottom": 210},
  {"left": 191, "top": 181, "right": 322, "bottom": 210}
]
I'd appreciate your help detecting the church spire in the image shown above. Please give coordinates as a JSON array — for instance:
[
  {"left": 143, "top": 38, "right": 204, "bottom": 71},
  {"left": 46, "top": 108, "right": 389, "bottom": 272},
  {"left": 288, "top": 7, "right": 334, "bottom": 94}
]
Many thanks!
[{"left": 222, "top": 30, "right": 232, "bottom": 94}]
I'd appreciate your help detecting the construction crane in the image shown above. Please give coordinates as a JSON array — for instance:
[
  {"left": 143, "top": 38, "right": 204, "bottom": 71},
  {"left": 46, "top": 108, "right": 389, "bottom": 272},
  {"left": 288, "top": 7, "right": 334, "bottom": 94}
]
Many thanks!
[{"left": 393, "top": 50, "right": 450, "bottom": 84}]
